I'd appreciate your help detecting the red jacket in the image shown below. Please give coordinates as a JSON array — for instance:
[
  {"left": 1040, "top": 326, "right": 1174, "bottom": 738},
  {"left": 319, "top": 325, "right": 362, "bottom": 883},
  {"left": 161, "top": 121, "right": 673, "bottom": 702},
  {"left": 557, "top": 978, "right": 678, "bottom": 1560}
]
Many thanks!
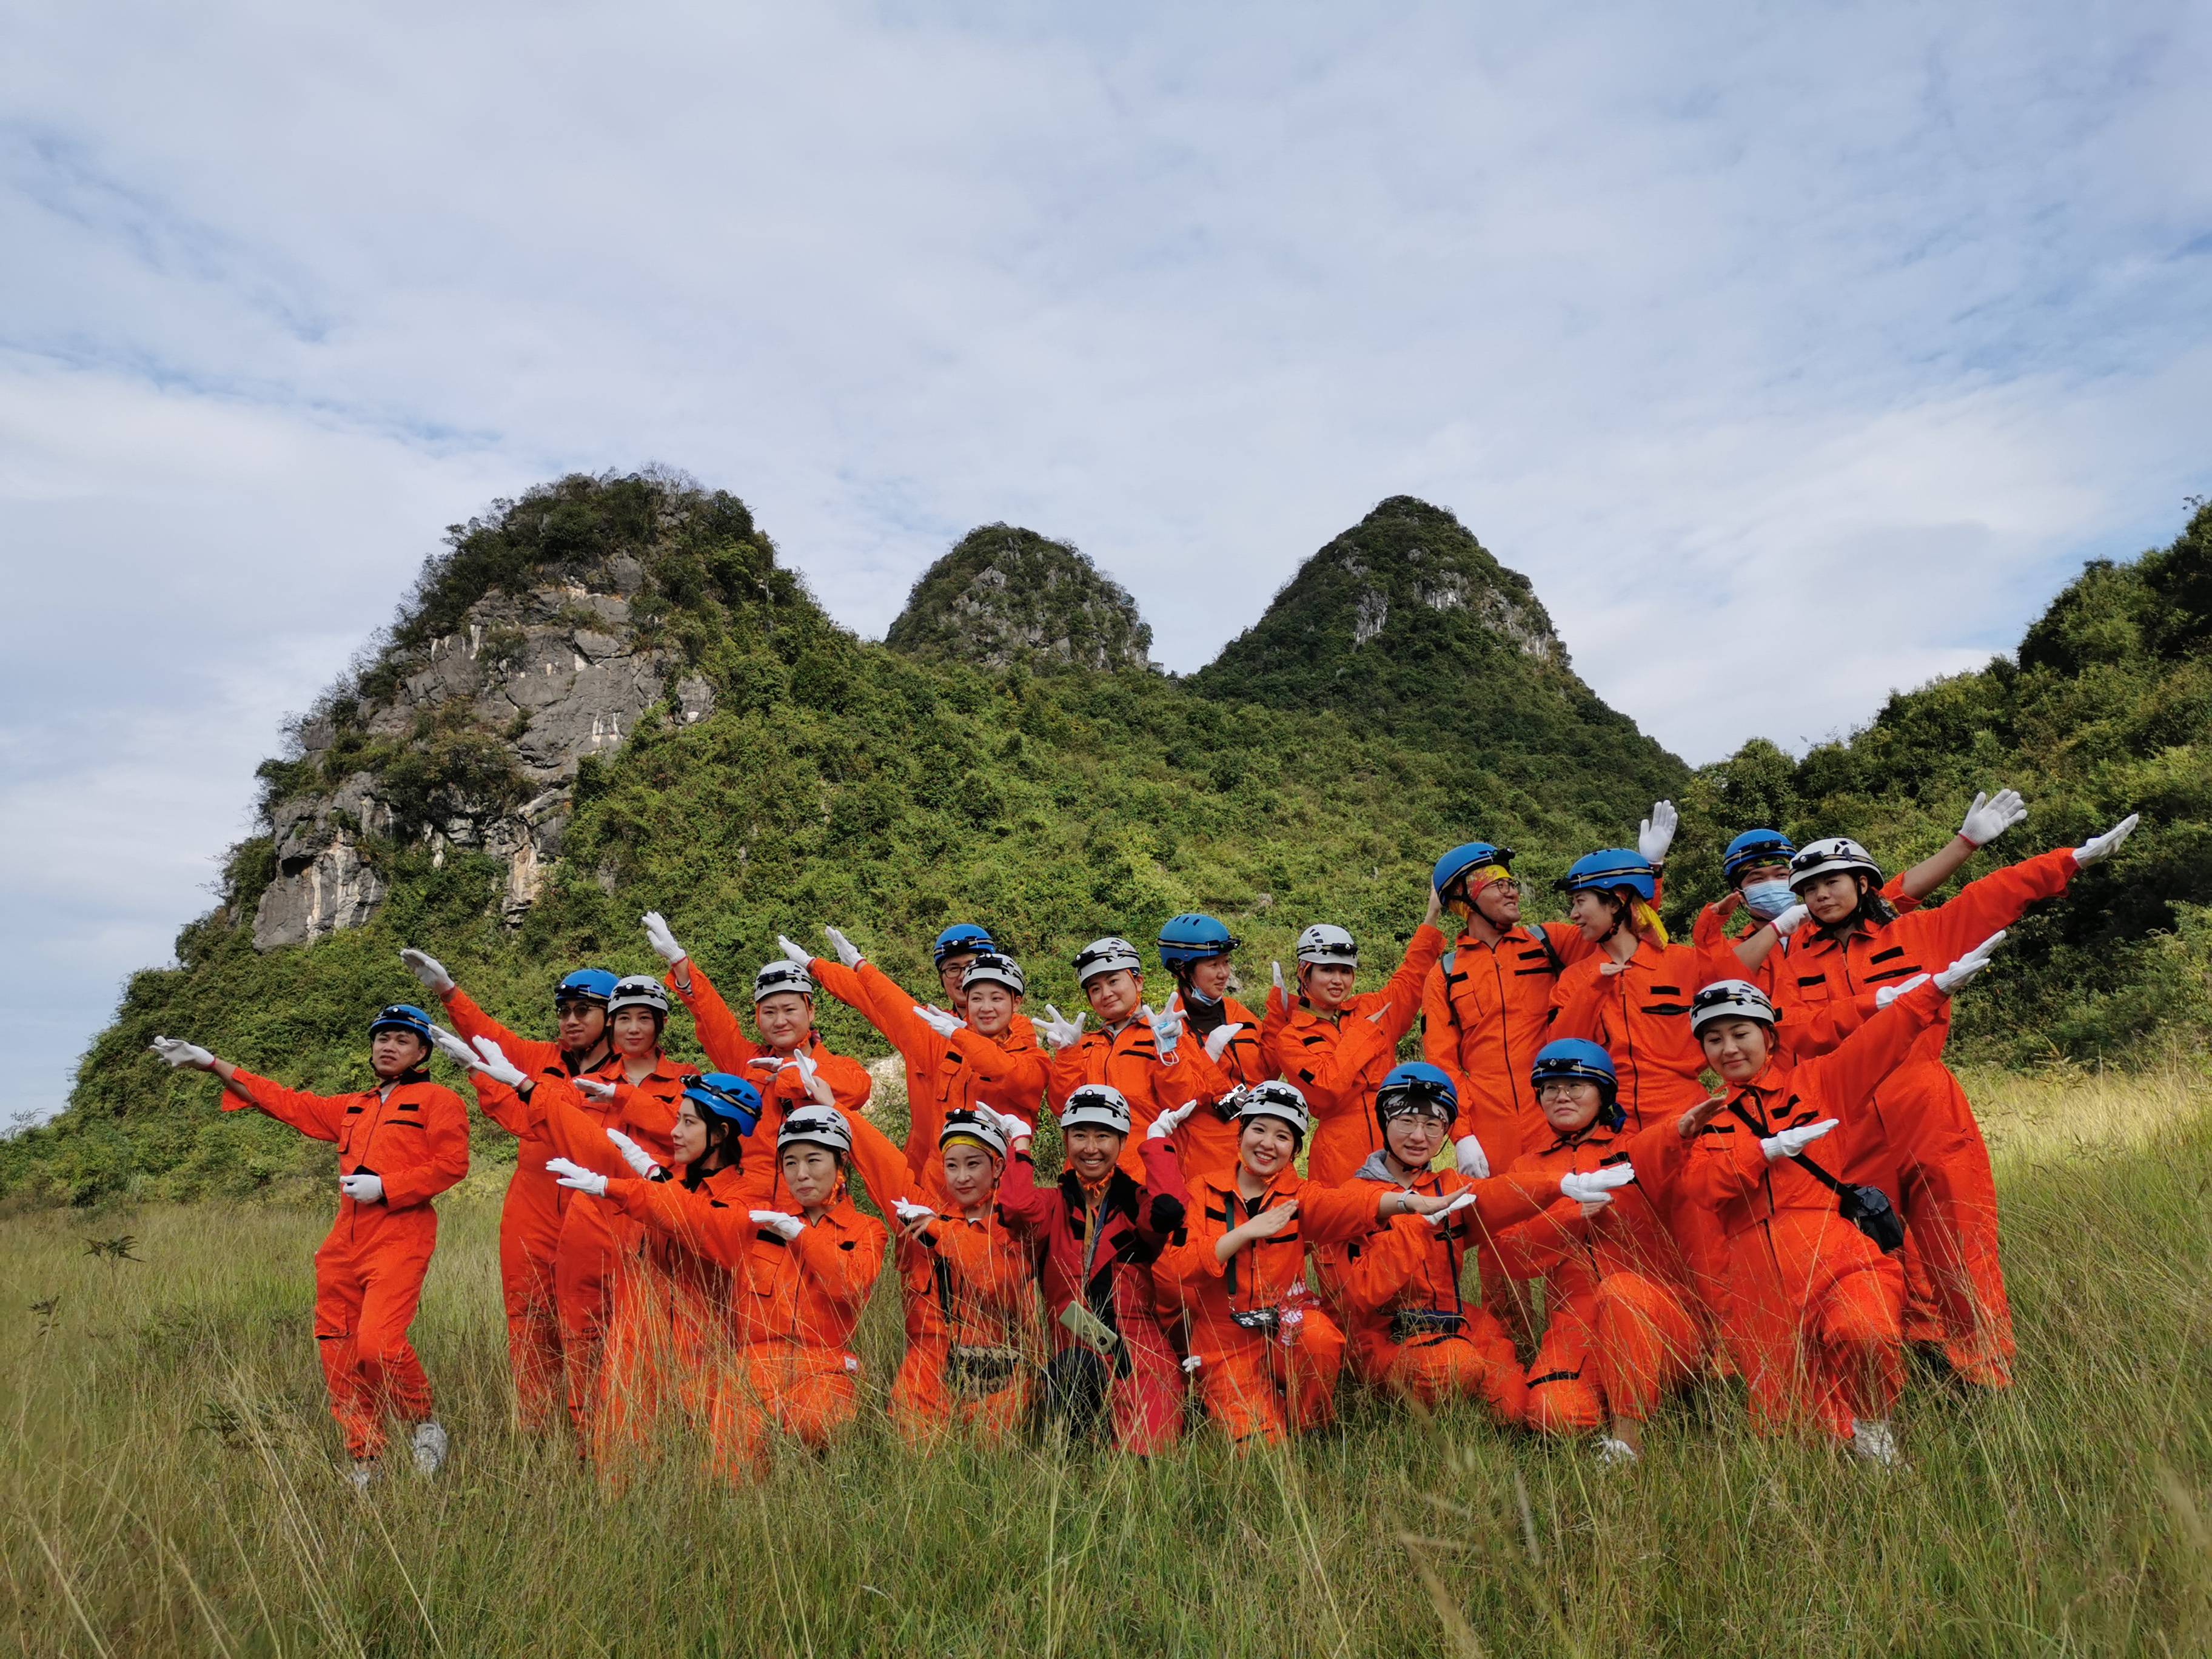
[{"left": 996, "top": 1134, "right": 1190, "bottom": 1360}]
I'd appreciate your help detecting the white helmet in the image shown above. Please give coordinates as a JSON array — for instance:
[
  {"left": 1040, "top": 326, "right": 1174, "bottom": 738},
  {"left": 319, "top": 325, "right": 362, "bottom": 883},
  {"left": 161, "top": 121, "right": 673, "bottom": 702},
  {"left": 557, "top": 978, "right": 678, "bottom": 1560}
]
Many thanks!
[
  {"left": 1689, "top": 979, "right": 1778, "bottom": 1034},
  {"left": 1059, "top": 1084, "right": 1133, "bottom": 1135},
  {"left": 961, "top": 952, "right": 1027, "bottom": 996},
  {"left": 608, "top": 975, "right": 669, "bottom": 1017},
  {"left": 1233, "top": 1080, "right": 1312, "bottom": 1139},
  {"left": 1788, "top": 837, "right": 1882, "bottom": 893},
  {"left": 1295, "top": 923, "right": 1358, "bottom": 968},
  {"left": 777, "top": 1105, "right": 851, "bottom": 1156},
  {"left": 754, "top": 960, "right": 814, "bottom": 1003},
  {"left": 1073, "top": 937, "right": 1142, "bottom": 987},
  {"left": 939, "top": 1107, "right": 1009, "bottom": 1157}
]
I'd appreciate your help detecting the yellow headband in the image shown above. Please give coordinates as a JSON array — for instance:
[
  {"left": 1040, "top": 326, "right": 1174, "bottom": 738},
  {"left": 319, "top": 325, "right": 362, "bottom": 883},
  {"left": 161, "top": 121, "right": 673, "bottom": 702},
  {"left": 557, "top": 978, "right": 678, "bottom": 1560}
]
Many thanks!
[{"left": 940, "top": 1133, "right": 1000, "bottom": 1158}]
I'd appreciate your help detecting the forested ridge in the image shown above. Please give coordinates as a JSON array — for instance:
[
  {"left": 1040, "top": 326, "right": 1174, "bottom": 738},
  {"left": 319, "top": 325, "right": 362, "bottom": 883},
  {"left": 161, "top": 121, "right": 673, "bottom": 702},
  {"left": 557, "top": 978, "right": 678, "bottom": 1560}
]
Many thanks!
[{"left": 7, "top": 474, "right": 2207, "bottom": 1205}]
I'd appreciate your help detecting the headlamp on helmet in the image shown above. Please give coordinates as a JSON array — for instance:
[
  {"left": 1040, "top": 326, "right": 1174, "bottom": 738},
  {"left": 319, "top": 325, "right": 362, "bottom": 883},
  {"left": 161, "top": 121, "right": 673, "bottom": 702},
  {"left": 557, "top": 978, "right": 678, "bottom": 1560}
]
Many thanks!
[
  {"left": 1059, "top": 1084, "right": 1133, "bottom": 1136},
  {"left": 1234, "top": 1080, "right": 1312, "bottom": 1141},
  {"left": 1374, "top": 1062, "right": 1460, "bottom": 1129},
  {"left": 1689, "top": 980, "right": 1778, "bottom": 1034},
  {"left": 960, "top": 953, "right": 1026, "bottom": 996},
  {"left": 754, "top": 960, "right": 814, "bottom": 1004},
  {"left": 1072, "top": 937, "right": 1142, "bottom": 987},
  {"left": 1294, "top": 924, "right": 1358, "bottom": 968}
]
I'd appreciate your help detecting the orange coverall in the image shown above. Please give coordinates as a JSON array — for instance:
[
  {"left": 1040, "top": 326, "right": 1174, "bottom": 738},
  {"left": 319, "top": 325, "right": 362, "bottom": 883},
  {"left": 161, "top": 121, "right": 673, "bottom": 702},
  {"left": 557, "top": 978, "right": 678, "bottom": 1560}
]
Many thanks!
[
  {"left": 1047, "top": 1021, "right": 1217, "bottom": 1180},
  {"left": 1262, "top": 922, "right": 1448, "bottom": 1185},
  {"left": 603, "top": 1171, "right": 887, "bottom": 1481},
  {"left": 1771, "top": 846, "right": 2080, "bottom": 1381},
  {"left": 222, "top": 1070, "right": 470, "bottom": 1460},
  {"left": 1315, "top": 1162, "right": 1562, "bottom": 1422},
  {"left": 1167, "top": 990, "right": 1270, "bottom": 1087},
  {"left": 438, "top": 985, "right": 612, "bottom": 1432},
  {"left": 889, "top": 1196, "right": 1042, "bottom": 1444},
  {"left": 809, "top": 956, "right": 1051, "bottom": 1164},
  {"left": 1496, "top": 1122, "right": 1703, "bottom": 1435},
  {"left": 1162, "top": 1172, "right": 1390, "bottom": 1443},
  {"left": 1634, "top": 986, "right": 1944, "bottom": 1438},
  {"left": 1421, "top": 921, "right": 1596, "bottom": 1170}
]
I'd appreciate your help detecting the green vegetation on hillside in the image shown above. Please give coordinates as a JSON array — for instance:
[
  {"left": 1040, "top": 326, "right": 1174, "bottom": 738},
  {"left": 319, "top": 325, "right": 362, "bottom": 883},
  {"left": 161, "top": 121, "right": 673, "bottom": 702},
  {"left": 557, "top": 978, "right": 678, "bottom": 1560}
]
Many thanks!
[
  {"left": 885, "top": 523, "right": 1154, "bottom": 671},
  {"left": 1665, "top": 501, "right": 2212, "bottom": 1064}
]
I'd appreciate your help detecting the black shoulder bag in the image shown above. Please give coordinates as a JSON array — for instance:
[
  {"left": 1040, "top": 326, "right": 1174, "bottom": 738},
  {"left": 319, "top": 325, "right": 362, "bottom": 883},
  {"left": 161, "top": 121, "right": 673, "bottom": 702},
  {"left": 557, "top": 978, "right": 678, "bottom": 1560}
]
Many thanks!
[{"left": 1726, "top": 1102, "right": 1905, "bottom": 1255}]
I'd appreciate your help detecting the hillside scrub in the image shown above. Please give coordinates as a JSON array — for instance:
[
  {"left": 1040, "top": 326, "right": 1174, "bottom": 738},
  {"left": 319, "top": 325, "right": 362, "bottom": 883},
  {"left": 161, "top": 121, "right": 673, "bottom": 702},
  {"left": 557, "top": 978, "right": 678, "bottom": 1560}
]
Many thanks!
[{"left": 5, "top": 1073, "right": 2212, "bottom": 1656}]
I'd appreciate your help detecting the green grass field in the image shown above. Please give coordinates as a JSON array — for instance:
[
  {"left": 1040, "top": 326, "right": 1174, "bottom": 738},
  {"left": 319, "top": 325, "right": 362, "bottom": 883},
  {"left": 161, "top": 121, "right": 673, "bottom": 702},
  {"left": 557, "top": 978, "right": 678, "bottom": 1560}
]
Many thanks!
[{"left": 7, "top": 1064, "right": 2212, "bottom": 1657}]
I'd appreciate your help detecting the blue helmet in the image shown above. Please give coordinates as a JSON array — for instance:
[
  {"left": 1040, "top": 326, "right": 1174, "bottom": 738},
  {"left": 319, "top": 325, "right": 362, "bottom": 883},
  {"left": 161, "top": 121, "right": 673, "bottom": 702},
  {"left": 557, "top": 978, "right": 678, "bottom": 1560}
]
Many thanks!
[
  {"left": 555, "top": 968, "right": 618, "bottom": 1010},
  {"left": 1375, "top": 1061, "right": 1460, "bottom": 1128},
  {"left": 1432, "top": 842, "right": 1514, "bottom": 900},
  {"left": 1158, "top": 913, "right": 1239, "bottom": 971},
  {"left": 1530, "top": 1039, "right": 1623, "bottom": 1131},
  {"left": 933, "top": 924, "right": 996, "bottom": 967},
  {"left": 1722, "top": 830, "right": 1797, "bottom": 885},
  {"left": 1556, "top": 850, "right": 1658, "bottom": 903},
  {"left": 683, "top": 1072, "right": 764, "bottom": 1135},
  {"left": 369, "top": 1003, "right": 434, "bottom": 1044}
]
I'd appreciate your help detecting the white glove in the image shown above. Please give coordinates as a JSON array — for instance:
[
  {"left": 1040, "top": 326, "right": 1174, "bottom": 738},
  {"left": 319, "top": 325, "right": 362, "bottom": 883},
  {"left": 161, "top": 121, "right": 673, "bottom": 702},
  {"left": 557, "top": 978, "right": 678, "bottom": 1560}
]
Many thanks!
[
  {"left": 1560, "top": 1165, "right": 1638, "bottom": 1204},
  {"left": 573, "top": 1076, "right": 617, "bottom": 1102},
  {"left": 893, "top": 1199, "right": 936, "bottom": 1227},
  {"left": 1143, "top": 1004, "right": 1184, "bottom": 1059},
  {"left": 977, "top": 1102, "right": 1033, "bottom": 1144},
  {"left": 149, "top": 1036, "right": 215, "bottom": 1070},
  {"left": 1769, "top": 903, "right": 1809, "bottom": 937},
  {"left": 1638, "top": 800, "right": 1678, "bottom": 866},
  {"left": 1454, "top": 1134, "right": 1491, "bottom": 1179},
  {"left": 777, "top": 934, "right": 813, "bottom": 968},
  {"left": 605, "top": 1128, "right": 660, "bottom": 1178},
  {"left": 1426, "top": 1190, "right": 1480, "bottom": 1229},
  {"left": 398, "top": 948, "right": 454, "bottom": 995},
  {"left": 1759, "top": 1119, "right": 1838, "bottom": 1162},
  {"left": 469, "top": 1036, "right": 530, "bottom": 1090},
  {"left": 2074, "top": 813, "right": 2139, "bottom": 867},
  {"left": 1933, "top": 930, "right": 2006, "bottom": 994},
  {"left": 785, "top": 1048, "right": 822, "bottom": 1096},
  {"left": 1874, "top": 973, "right": 1931, "bottom": 1009},
  {"left": 750, "top": 1210, "right": 806, "bottom": 1241},
  {"left": 1272, "top": 961, "right": 1285, "bottom": 995},
  {"left": 1202, "top": 1022, "right": 1246, "bottom": 1064},
  {"left": 548, "top": 1158, "right": 608, "bottom": 1197},
  {"left": 641, "top": 911, "right": 686, "bottom": 965},
  {"left": 340, "top": 1171, "right": 384, "bottom": 1204},
  {"left": 1148, "top": 1100, "right": 1198, "bottom": 1141},
  {"left": 913, "top": 1004, "right": 964, "bottom": 1039},
  {"left": 823, "top": 927, "right": 863, "bottom": 969},
  {"left": 427, "top": 1026, "right": 478, "bottom": 1070},
  {"left": 1958, "top": 789, "right": 2026, "bottom": 847},
  {"left": 1036, "top": 1005, "right": 1087, "bottom": 1052}
]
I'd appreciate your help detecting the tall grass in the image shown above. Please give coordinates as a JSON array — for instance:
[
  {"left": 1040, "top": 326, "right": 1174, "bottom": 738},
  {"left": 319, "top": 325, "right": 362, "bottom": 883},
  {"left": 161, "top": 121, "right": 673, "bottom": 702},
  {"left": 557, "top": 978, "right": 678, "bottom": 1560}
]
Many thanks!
[{"left": 7, "top": 1068, "right": 2212, "bottom": 1655}]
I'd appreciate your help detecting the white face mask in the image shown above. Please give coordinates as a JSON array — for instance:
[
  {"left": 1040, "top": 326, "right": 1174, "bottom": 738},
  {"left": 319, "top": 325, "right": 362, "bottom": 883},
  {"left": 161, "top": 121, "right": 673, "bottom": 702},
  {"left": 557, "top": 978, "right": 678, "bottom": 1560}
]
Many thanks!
[{"left": 1741, "top": 879, "right": 1796, "bottom": 920}]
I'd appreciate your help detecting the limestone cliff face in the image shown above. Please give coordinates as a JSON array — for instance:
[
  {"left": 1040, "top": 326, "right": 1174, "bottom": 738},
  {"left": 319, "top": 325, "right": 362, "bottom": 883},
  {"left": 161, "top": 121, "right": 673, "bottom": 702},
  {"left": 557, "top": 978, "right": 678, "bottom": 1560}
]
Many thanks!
[
  {"left": 250, "top": 472, "right": 752, "bottom": 948},
  {"left": 885, "top": 524, "right": 1155, "bottom": 672}
]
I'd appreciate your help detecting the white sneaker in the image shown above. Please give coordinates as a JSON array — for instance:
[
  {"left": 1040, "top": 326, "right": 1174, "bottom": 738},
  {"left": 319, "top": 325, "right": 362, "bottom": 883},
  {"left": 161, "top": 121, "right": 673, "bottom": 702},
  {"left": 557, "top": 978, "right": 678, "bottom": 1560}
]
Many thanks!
[
  {"left": 347, "top": 1460, "right": 378, "bottom": 1493},
  {"left": 1594, "top": 1436, "right": 1639, "bottom": 1468},
  {"left": 1848, "top": 1417, "right": 1901, "bottom": 1467},
  {"left": 410, "top": 1421, "right": 450, "bottom": 1477}
]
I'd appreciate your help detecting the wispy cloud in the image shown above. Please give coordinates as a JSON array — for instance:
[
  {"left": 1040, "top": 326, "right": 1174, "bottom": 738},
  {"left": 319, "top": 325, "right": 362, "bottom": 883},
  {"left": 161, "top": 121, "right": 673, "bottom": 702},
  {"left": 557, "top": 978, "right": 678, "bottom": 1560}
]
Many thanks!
[{"left": 3, "top": 0, "right": 2208, "bottom": 1119}]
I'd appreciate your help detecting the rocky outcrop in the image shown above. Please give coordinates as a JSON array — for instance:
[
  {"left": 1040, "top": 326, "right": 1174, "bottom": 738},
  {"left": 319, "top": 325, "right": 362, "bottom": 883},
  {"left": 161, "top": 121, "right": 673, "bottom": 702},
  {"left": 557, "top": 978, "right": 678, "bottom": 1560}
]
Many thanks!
[
  {"left": 252, "top": 565, "right": 717, "bottom": 950},
  {"left": 885, "top": 524, "right": 1155, "bottom": 672}
]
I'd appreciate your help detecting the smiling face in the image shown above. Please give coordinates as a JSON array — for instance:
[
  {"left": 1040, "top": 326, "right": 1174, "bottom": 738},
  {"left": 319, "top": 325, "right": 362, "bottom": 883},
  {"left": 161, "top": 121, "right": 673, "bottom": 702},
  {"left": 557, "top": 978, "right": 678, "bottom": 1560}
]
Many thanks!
[
  {"left": 1799, "top": 871, "right": 1866, "bottom": 927},
  {"left": 671, "top": 1097, "right": 709, "bottom": 1167},
  {"left": 964, "top": 982, "right": 1016, "bottom": 1040},
  {"left": 940, "top": 1141, "right": 1000, "bottom": 1211},
  {"left": 369, "top": 1030, "right": 429, "bottom": 1080},
  {"left": 611, "top": 1007, "right": 661, "bottom": 1057},
  {"left": 1566, "top": 890, "right": 1625, "bottom": 942},
  {"left": 1064, "top": 1125, "right": 1124, "bottom": 1186},
  {"left": 1471, "top": 877, "right": 1523, "bottom": 929},
  {"left": 1699, "top": 1017, "right": 1773, "bottom": 1083},
  {"left": 939, "top": 952, "right": 977, "bottom": 1011},
  {"left": 780, "top": 1143, "right": 841, "bottom": 1209},
  {"left": 1083, "top": 969, "right": 1142, "bottom": 1025},
  {"left": 754, "top": 991, "right": 814, "bottom": 1052},
  {"left": 1538, "top": 1078, "right": 1603, "bottom": 1135},
  {"left": 1238, "top": 1116, "right": 1299, "bottom": 1181},
  {"left": 1183, "top": 956, "right": 1235, "bottom": 1002},
  {"left": 1299, "top": 961, "right": 1356, "bottom": 1011},
  {"left": 554, "top": 999, "right": 608, "bottom": 1057},
  {"left": 1382, "top": 1110, "right": 1447, "bottom": 1170}
]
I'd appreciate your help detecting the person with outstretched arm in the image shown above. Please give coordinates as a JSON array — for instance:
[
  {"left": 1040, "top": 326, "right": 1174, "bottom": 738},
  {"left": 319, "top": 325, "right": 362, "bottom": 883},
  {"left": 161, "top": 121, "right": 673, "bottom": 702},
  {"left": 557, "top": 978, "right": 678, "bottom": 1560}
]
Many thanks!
[{"left": 150, "top": 1005, "right": 468, "bottom": 1489}]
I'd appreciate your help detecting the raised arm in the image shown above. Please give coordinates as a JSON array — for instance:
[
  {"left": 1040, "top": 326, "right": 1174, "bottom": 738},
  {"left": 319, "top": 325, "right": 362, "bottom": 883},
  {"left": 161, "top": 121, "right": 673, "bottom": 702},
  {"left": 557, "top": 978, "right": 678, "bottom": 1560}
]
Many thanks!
[
  {"left": 664, "top": 958, "right": 764, "bottom": 1074},
  {"left": 216, "top": 1070, "right": 349, "bottom": 1142}
]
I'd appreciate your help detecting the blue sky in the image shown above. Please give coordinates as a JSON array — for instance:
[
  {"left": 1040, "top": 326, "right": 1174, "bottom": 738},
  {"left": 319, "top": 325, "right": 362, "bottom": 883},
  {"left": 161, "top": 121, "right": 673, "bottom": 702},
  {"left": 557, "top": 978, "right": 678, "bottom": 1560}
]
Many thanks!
[{"left": 3, "top": 1, "right": 2208, "bottom": 1124}]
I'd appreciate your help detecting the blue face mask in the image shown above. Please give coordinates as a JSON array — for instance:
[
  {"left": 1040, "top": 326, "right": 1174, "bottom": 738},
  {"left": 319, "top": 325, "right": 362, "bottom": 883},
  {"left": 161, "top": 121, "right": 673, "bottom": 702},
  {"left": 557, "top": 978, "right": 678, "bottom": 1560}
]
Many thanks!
[{"left": 1740, "top": 879, "right": 1795, "bottom": 920}]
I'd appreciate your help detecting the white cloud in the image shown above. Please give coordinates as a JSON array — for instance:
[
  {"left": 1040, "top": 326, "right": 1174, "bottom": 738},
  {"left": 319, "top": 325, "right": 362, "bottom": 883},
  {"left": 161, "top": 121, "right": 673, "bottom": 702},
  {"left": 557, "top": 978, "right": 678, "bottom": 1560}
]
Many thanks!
[{"left": 2, "top": 0, "right": 2209, "bottom": 1121}]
